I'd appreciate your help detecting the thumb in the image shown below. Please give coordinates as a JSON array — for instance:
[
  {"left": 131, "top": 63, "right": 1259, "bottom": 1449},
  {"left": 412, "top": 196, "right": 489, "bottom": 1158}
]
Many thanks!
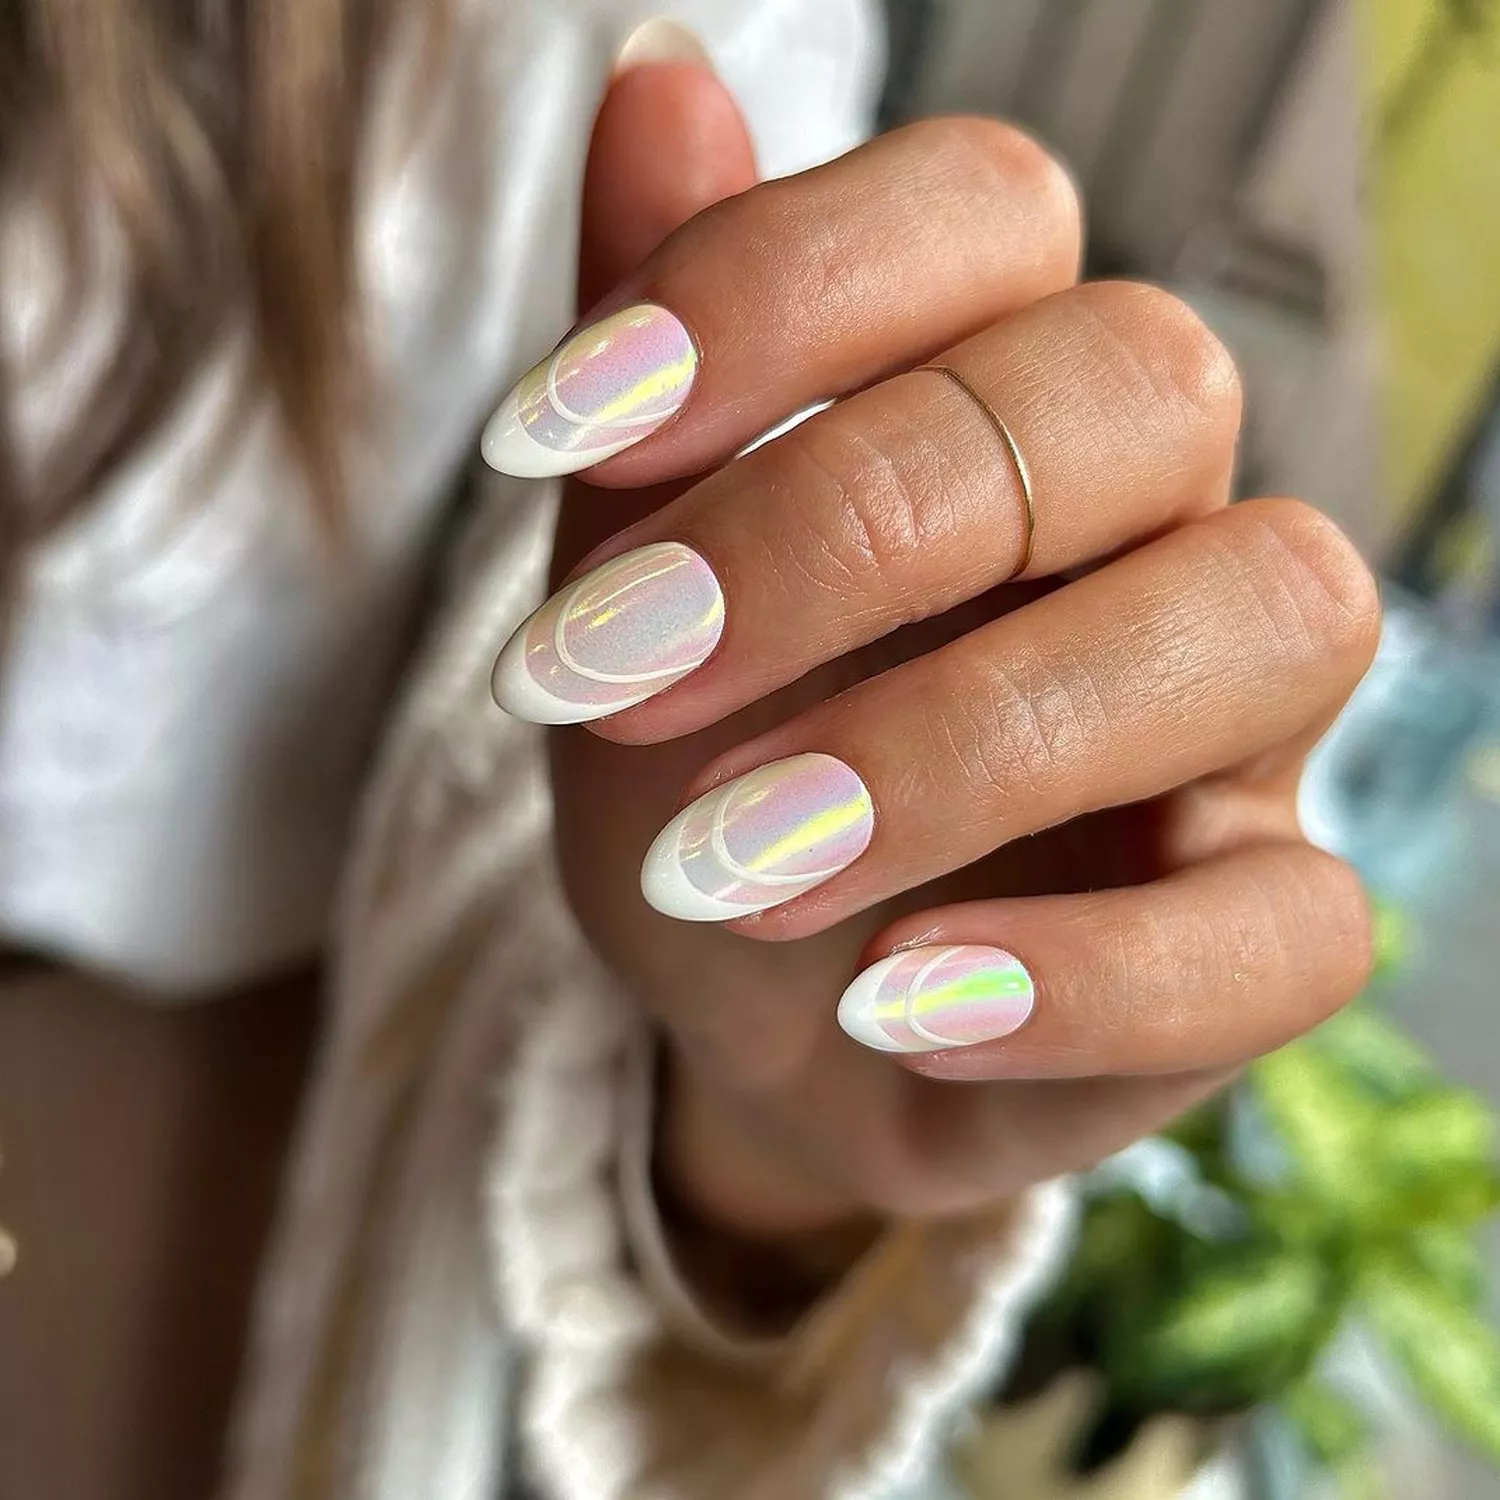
[{"left": 578, "top": 23, "right": 759, "bottom": 308}]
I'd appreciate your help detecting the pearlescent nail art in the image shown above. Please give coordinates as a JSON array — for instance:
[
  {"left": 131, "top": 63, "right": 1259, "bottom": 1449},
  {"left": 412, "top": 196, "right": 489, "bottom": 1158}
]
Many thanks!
[
  {"left": 838, "top": 945, "right": 1035, "bottom": 1054},
  {"left": 482, "top": 303, "right": 698, "bottom": 478},
  {"left": 641, "top": 753, "right": 875, "bottom": 922},
  {"left": 491, "top": 542, "right": 725, "bottom": 724}
]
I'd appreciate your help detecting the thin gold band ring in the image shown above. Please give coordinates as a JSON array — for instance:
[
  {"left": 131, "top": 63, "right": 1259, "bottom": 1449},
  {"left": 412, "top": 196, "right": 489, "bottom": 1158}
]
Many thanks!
[{"left": 917, "top": 363, "right": 1036, "bottom": 580}]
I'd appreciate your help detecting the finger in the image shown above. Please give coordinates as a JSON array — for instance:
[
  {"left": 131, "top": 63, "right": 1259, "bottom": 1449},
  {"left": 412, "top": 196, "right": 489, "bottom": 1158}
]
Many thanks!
[
  {"left": 579, "top": 34, "right": 759, "bottom": 305},
  {"left": 481, "top": 116, "right": 1082, "bottom": 481},
  {"left": 639, "top": 498, "right": 1380, "bottom": 932},
  {"left": 834, "top": 843, "right": 1371, "bottom": 1078},
  {"left": 853, "top": 1071, "right": 1235, "bottom": 1216},
  {"left": 495, "top": 280, "right": 1240, "bottom": 733}
]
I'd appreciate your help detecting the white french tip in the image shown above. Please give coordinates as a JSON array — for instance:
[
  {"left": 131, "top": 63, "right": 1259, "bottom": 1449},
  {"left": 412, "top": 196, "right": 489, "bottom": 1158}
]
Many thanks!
[
  {"left": 488, "top": 627, "right": 607, "bottom": 725},
  {"left": 614, "top": 17, "right": 715, "bottom": 72},
  {"left": 480, "top": 390, "right": 642, "bottom": 480},
  {"left": 837, "top": 955, "right": 937, "bottom": 1053},
  {"left": 640, "top": 808, "right": 769, "bottom": 922}
]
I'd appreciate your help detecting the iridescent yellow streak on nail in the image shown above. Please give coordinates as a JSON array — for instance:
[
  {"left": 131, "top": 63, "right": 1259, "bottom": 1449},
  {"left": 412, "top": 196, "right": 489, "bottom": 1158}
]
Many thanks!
[
  {"left": 590, "top": 351, "right": 697, "bottom": 426},
  {"left": 748, "top": 790, "right": 872, "bottom": 873}
]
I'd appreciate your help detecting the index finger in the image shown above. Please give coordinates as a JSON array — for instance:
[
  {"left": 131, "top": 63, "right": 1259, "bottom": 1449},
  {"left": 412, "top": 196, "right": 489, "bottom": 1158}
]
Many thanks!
[{"left": 480, "top": 116, "right": 1081, "bottom": 483}]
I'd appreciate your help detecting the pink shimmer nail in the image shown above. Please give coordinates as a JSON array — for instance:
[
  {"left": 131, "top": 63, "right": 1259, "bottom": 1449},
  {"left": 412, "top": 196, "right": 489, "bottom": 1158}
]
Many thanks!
[
  {"left": 491, "top": 542, "right": 725, "bottom": 725},
  {"left": 481, "top": 304, "right": 698, "bottom": 478}
]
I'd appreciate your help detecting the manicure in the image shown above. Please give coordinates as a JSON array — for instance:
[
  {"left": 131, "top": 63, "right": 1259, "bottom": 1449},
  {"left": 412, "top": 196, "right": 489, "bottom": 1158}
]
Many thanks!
[
  {"left": 481, "top": 303, "right": 698, "bottom": 479},
  {"left": 838, "top": 945, "right": 1035, "bottom": 1053},
  {"left": 614, "top": 17, "right": 715, "bottom": 73},
  {"left": 492, "top": 542, "right": 724, "bottom": 724},
  {"left": 641, "top": 753, "right": 875, "bottom": 921}
]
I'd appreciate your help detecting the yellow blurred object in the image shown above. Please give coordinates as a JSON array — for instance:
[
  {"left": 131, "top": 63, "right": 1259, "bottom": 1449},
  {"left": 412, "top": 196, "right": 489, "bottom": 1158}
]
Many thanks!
[
  {"left": 957, "top": 1372, "right": 1208, "bottom": 1500},
  {"left": 1367, "top": 0, "right": 1500, "bottom": 516}
]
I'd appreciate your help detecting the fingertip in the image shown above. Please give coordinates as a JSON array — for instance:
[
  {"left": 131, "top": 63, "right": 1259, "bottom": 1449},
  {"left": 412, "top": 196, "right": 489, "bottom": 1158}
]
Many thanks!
[{"left": 613, "top": 18, "right": 715, "bottom": 73}]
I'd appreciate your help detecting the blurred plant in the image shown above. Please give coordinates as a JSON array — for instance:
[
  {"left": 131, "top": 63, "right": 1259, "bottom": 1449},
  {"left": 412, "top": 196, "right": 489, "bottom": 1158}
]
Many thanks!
[{"left": 1025, "top": 910, "right": 1500, "bottom": 1496}]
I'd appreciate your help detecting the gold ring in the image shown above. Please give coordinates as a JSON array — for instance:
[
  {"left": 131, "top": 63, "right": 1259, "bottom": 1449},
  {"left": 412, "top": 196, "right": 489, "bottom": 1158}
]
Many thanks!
[{"left": 917, "top": 364, "right": 1036, "bottom": 579}]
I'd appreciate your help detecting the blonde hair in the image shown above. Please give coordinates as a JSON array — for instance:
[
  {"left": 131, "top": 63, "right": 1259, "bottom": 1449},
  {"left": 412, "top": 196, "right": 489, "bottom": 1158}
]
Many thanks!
[{"left": 0, "top": 0, "right": 434, "bottom": 587}]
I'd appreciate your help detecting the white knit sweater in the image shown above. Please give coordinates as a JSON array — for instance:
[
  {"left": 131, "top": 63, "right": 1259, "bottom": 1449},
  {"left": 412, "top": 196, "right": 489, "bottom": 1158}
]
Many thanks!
[{"left": 224, "top": 469, "right": 1073, "bottom": 1498}]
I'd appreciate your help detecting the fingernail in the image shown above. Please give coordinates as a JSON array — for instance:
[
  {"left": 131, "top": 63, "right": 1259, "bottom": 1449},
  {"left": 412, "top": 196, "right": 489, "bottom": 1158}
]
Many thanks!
[
  {"left": 492, "top": 542, "right": 724, "bottom": 724},
  {"left": 838, "top": 945, "right": 1035, "bottom": 1053},
  {"left": 614, "top": 17, "right": 715, "bottom": 73},
  {"left": 482, "top": 303, "right": 698, "bottom": 479},
  {"left": 641, "top": 753, "right": 874, "bottom": 921}
]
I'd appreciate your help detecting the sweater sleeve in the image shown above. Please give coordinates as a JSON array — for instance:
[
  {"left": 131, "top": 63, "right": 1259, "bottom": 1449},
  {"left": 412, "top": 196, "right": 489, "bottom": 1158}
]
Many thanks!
[
  {"left": 222, "top": 474, "right": 1076, "bottom": 1500},
  {"left": 489, "top": 966, "right": 1076, "bottom": 1500}
]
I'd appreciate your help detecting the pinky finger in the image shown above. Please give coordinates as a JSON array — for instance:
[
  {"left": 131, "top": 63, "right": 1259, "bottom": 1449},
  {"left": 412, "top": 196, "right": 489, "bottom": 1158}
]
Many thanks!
[{"left": 837, "top": 843, "right": 1372, "bottom": 1081}]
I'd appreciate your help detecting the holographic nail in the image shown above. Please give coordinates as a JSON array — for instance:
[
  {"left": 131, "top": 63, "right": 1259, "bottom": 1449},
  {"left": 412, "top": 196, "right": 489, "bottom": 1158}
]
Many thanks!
[
  {"left": 481, "top": 303, "right": 698, "bottom": 478},
  {"left": 641, "top": 753, "right": 875, "bottom": 921},
  {"left": 838, "top": 945, "right": 1035, "bottom": 1053},
  {"left": 491, "top": 542, "right": 725, "bottom": 724}
]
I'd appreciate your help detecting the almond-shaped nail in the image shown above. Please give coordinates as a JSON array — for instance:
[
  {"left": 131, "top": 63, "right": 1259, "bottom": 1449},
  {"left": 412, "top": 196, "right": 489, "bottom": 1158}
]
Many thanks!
[
  {"left": 614, "top": 17, "right": 715, "bottom": 72},
  {"left": 481, "top": 303, "right": 698, "bottom": 478},
  {"left": 492, "top": 542, "right": 724, "bottom": 724},
  {"left": 838, "top": 945, "right": 1035, "bottom": 1053},
  {"left": 641, "top": 753, "right": 874, "bottom": 922}
]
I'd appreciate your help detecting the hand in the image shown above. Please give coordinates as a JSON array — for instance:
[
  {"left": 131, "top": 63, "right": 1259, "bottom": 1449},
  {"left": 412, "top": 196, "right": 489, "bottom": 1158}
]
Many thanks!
[{"left": 490, "top": 57, "right": 1379, "bottom": 1240}]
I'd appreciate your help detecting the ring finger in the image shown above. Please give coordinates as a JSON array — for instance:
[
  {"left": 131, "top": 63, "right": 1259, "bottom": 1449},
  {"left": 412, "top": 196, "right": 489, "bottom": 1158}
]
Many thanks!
[{"left": 638, "top": 498, "right": 1380, "bottom": 934}]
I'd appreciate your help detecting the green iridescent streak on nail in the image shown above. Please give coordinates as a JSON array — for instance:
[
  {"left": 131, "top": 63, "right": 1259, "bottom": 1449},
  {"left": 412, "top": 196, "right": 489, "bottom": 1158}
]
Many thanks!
[{"left": 901, "top": 967, "right": 1031, "bottom": 1020}]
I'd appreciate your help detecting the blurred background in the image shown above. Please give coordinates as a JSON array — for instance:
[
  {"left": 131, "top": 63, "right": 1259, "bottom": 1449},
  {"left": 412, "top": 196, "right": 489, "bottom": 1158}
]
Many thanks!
[{"left": 874, "top": 2, "right": 1500, "bottom": 1496}]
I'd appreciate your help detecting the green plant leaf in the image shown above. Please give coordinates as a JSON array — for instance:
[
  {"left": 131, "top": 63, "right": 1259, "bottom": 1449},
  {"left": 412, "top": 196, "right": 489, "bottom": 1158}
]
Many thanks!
[
  {"left": 1280, "top": 1375, "right": 1368, "bottom": 1465},
  {"left": 1402, "top": 1166, "right": 1500, "bottom": 1224},
  {"left": 1244, "top": 1189, "right": 1337, "bottom": 1250},
  {"left": 1378, "top": 1088, "right": 1500, "bottom": 1223},
  {"left": 1369, "top": 901, "right": 1413, "bottom": 981},
  {"left": 1103, "top": 1244, "right": 1340, "bottom": 1415},
  {"left": 1362, "top": 1258, "right": 1500, "bottom": 1463},
  {"left": 1403, "top": 1223, "right": 1488, "bottom": 1307},
  {"left": 1035, "top": 1191, "right": 1175, "bottom": 1340},
  {"left": 1254, "top": 1042, "right": 1500, "bottom": 1227},
  {"left": 1303, "top": 1005, "right": 1436, "bottom": 1102},
  {"left": 1162, "top": 1099, "right": 1228, "bottom": 1156},
  {"left": 1250, "top": 1044, "right": 1385, "bottom": 1218},
  {"left": 1331, "top": 1452, "right": 1385, "bottom": 1500},
  {"left": 1381, "top": 1085, "right": 1495, "bottom": 1165}
]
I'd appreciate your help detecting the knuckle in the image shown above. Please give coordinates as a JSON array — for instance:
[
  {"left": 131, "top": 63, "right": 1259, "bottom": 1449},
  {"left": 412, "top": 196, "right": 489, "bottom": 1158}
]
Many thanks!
[
  {"left": 925, "top": 647, "right": 1102, "bottom": 811},
  {"left": 912, "top": 115, "right": 1083, "bottom": 267},
  {"left": 1073, "top": 280, "right": 1243, "bottom": 452},
  {"left": 1236, "top": 498, "right": 1382, "bottom": 674},
  {"left": 774, "top": 408, "right": 952, "bottom": 605}
]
